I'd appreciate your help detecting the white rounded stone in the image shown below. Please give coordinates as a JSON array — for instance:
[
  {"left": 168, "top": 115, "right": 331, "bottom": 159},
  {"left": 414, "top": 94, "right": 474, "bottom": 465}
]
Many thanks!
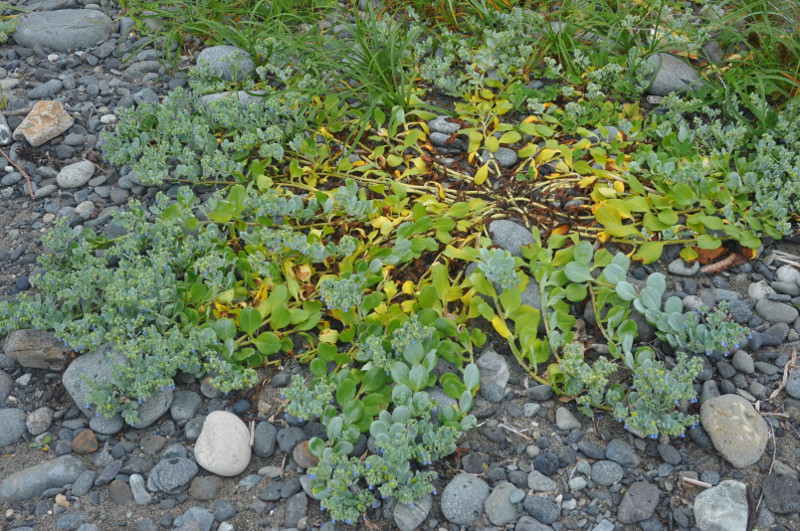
[{"left": 194, "top": 411, "right": 251, "bottom": 476}]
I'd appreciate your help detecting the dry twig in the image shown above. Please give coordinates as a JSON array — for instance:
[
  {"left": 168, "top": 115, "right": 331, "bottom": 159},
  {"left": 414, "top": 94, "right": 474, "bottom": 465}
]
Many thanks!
[{"left": 0, "top": 146, "right": 34, "bottom": 198}]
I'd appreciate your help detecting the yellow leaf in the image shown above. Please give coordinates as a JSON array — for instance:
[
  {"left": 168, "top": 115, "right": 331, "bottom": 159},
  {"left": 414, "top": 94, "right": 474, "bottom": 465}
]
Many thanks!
[
  {"left": 474, "top": 163, "right": 490, "bottom": 186},
  {"left": 402, "top": 281, "right": 415, "bottom": 295},
  {"left": 318, "top": 329, "right": 339, "bottom": 344},
  {"left": 383, "top": 280, "right": 398, "bottom": 299},
  {"left": 597, "top": 187, "right": 617, "bottom": 198},
  {"left": 492, "top": 316, "right": 512, "bottom": 338},
  {"left": 400, "top": 300, "right": 415, "bottom": 313},
  {"left": 578, "top": 176, "right": 597, "bottom": 188},
  {"left": 613, "top": 181, "right": 625, "bottom": 193},
  {"left": 535, "top": 148, "right": 560, "bottom": 164},
  {"left": 484, "top": 135, "right": 500, "bottom": 152}
]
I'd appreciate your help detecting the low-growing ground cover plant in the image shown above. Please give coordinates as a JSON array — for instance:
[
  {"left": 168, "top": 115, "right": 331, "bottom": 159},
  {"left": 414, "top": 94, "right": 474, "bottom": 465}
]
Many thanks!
[{"left": 2, "top": 0, "right": 800, "bottom": 526}]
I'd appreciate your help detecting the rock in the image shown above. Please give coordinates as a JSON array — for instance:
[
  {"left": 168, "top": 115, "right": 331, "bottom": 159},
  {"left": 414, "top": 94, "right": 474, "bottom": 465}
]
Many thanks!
[
  {"left": 109, "top": 478, "right": 133, "bottom": 504},
  {"left": 646, "top": 53, "right": 704, "bottom": 96},
  {"left": 776, "top": 265, "right": 800, "bottom": 284},
  {"left": 485, "top": 482, "right": 519, "bottom": 526},
  {"left": 533, "top": 452, "right": 559, "bottom": 476},
  {"left": 786, "top": 371, "right": 800, "bottom": 399},
  {"left": 761, "top": 473, "right": 800, "bottom": 513},
  {"left": 617, "top": 481, "right": 660, "bottom": 523},
  {"left": 12, "top": 100, "right": 74, "bottom": 147},
  {"left": 57, "top": 160, "right": 95, "bottom": 189},
  {"left": 591, "top": 460, "right": 623, "bottom": 487},
  {"left": 71, "top": 429, "right": 98, "bottom": 454},
  {"left": 748, "top": 280, "right": 776, "bottom": 300},
  {"left": 0, "top": 408, "right": 27, "bottom": 446},
  {"left": 693, "top": 480, "right": 748, "bottom": 531},
  {"left": 194, "top": 411, "right": 251, "bottom": 476},
  {"left": 489, "top": 220, "right": 535, "bottom": 257},
  {"left": 772, "top": 280, "right": 800, "bottom": 296},
  {"left": 173, "top": 507, "right": 214, "bottom": 531},
  {"left": 3, "top": 329, "right": 69, "bottom": 369},
  {"left": 480, "top": 147, "right": 519, "bottom": 168},
  {"left": 253, "top": 421, "right": 277, "bottom": 457},
  {"left": 13, "top": 10, "right": 113, "bottom": 51},
  {"left": 89, "top": 414, "right": 124, "bottom": 435},
  {"left": 170, "top": 390, "right": 202, "bottom": 421},
  {"left": 292, "top": 440, "right": 318, "bottom": 469},
  {"left": 56, "top": 513, "right": 88, "bottom": 529},
  {"left": 727, "top": 298, "right": 752, "bottom": 324},
  {"left": 129, "top": 474, "right": 152, "bottom": 505},
  {"left": 393, "top": 493, "right": 432, "bottom": 531},
  {"left": 188, "top": 476, "right": 222, "bottom": 501},
  {"left": 198, "top": 90, "right": 267, "bottom": 106},
  {"left": 428, "top": 115, "right": 461, "bottom": 135},
  {"left": 0, "top": 371, "right": 12, "bottom": 403},
  {"left": 555, "top": 407, "right": 581, "bottom": 430},
  {"left": 605, "top": 438, "right": 639, "bottom": 467},
  {"left": 0, "top": 455, "right": 86, "bottom": 501},
  {"left": 700, "top": 394, "right": 768, "bottom": 468},
  {"left": 0, "top": 113, "right": 13, "bottom": 145},
  {"left": 62, "top": 344, "right": 172, "bottom": 428},
  {"left": 528, "top": 470, "right": 557, "bottom": 492},
  {"left": 523, "top": 495, "right": 560, "bottom": 525},
  {"left": 526, "top": 385, "right": 554, "bottom": 401},
  {"left": 755, "top": 298, "right": 799, "bottom": 324},
  {"left": 276, "top": 426, "right": 307, "bottom": 453},
  {"left": 26, "top": 406, "right": 53, "bottom": 436},
  {"left": 285, "top": 492, "right": 307, "bottom": 527},
  {"left": 515, "top": 516, "right": 554, "bottom": 530},
  {"left": 147, "top": 456, "right": 198, "bottom": 494},
  {"left": 476, "top": 348, "right": 509, "bottom": 403},
  {"left": 195, "top": 45, "right": 255, "bottom": 82},
  {"left": 440, "top": 473, "right": 490, "bottom": 525},
  {"left": 667, "top": 258, "right": 700, "bottom": 276},
  {"left": 731, "top": 350, "right": 754, "bottom": 374}
]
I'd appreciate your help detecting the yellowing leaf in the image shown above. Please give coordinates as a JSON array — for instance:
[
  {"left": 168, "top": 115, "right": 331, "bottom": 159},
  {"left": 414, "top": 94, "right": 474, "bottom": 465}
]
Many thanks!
[
  {"left": 402, "top": 281, "right": 415, "bottom": 295},
  {"left": 613, "top": 181, "right": 625, "bottom": 193},
  {"left": 597, "top": 186, "right": 618, "bottom": 198},
  {"left": 474, "top": 163, "right": 490, "bottom": 186},
  {"left": 318, "top": 329, "right": 339, "bottom": 344},
  {"left": 499, "top": 131, "right": 522, "bottom": 144},
  {"left": 492, "top": 316, "right": 512, "bottom": 338},
  {"left": 484, "top": 135, "right": 500, "bottom": 152},
  {"left": 535, "top": 148, "right": 560, "bottom": 164},
  {"left": 383, "top": 280, "right": 398, "bottom": 299},
  {"left": 578, "top": 176, "right": 597, "bottom": 188}
]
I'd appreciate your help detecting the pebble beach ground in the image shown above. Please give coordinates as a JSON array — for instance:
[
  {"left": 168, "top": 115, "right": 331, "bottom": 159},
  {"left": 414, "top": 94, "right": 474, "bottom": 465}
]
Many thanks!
[{"left": 2, "top": 2, "right": 800, "bottom": 531}]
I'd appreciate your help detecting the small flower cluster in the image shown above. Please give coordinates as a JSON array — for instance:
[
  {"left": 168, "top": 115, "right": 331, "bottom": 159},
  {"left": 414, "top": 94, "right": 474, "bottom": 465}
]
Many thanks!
[
  {"left": 318, "top": 276, "right": 363, "bottom": 312},
  {"left": 390, "top": 315, "right": 435, "bottom": 353},
  {"left": 282, "top": 374, "right": 335, "bottom": 421}
]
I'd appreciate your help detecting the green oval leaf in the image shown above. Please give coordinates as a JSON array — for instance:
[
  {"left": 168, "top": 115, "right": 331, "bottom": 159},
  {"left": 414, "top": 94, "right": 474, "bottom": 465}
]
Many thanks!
[{"left": 238, "top": 307, "right": 262, "bottom": 337}]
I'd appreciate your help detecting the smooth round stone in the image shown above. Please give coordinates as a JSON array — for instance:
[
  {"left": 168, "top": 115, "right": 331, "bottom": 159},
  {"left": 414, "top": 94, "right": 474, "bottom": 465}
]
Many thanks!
[
  {"left": 56, "top": 160, "right": 95, "bottom": 189},
  {"left": 591, "top": 460, "right": 624, "bottom": 487},
  {"left": 700, "top": 394, "right": 768, "bottom": 468},
  {"left": 440, "top": 473, "right": 489, "bottom": 525},
  {"left": 0, "top": 408, "right": 29, "bottom": 446},
  {"left": 194, "top": 411, "right": 251, "bottom": 476},
  {"left": 26, "top": 406, "right": 54, "bottom": 435}
]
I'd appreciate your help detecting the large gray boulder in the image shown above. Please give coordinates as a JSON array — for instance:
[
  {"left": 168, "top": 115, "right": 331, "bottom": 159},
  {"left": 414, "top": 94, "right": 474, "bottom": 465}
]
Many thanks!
[
  {"left": 62, "top": 344, "right": 172, "bottom": 428},
  {"left": 12, "top": 10, "right": 112, "bottom": 51},
  {"left": 0, "top": 455, "right": 86, "bottom": 501},
  {"left": 646, "top": 53, "right": 705, "bottom": 96}
]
